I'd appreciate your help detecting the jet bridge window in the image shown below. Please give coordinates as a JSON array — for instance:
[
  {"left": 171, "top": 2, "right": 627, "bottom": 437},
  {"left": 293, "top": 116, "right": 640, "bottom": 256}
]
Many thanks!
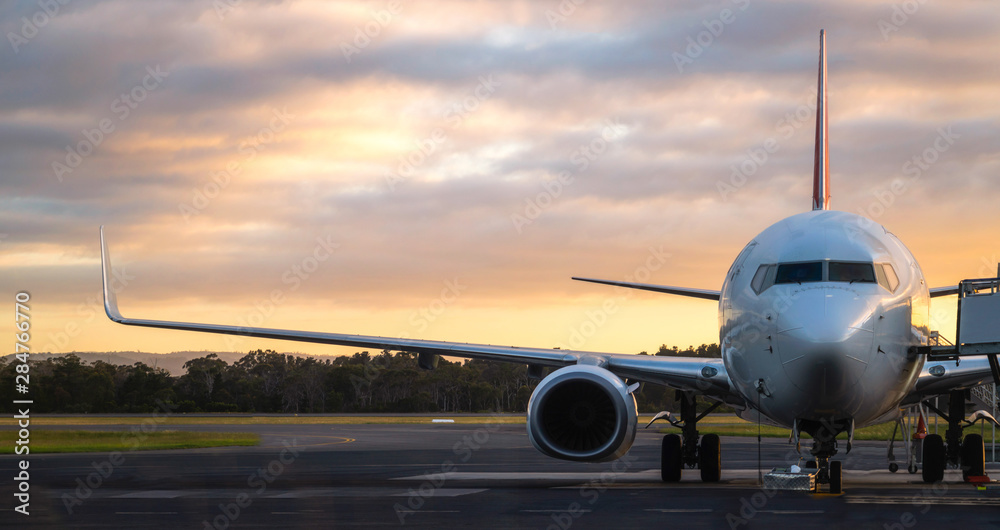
[
  {"left": 829, "top": 262, "right": 876, "bottom": 284},
  {"left": 774, "top": 262, "right": 823, "bottom": 284}
]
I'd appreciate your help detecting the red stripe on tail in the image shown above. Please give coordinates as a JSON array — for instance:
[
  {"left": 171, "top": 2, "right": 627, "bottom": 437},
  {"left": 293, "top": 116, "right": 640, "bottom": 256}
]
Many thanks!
[{"left": 812, "top": 30, "right": 830, "bottom": 211}]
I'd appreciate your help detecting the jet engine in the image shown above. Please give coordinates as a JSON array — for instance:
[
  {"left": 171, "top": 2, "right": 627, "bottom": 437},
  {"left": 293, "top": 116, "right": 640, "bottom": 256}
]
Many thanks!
[{"left": 526, "top": 364, "right": 637, "bottom": 462}]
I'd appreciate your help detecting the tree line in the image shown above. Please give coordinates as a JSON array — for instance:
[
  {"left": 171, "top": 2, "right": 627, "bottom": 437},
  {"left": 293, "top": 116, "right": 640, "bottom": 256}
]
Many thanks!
[{"left": 0, "top": 344, "right": 721, "bottom": 414}]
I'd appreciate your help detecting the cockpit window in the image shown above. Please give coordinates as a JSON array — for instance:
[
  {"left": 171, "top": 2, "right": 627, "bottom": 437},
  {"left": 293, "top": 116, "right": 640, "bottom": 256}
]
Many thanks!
[
  {"left": 774, "top": 262, "right": 823, "bottom": 284},
  {"left": 751, "top": 264, "right": 772, "bottom": 294},
  {"left": 876, "top": 263, "right": 899, "bottom": 292},
  {"left": 829, "top": 262, "right": 876, "bottom": 283}
]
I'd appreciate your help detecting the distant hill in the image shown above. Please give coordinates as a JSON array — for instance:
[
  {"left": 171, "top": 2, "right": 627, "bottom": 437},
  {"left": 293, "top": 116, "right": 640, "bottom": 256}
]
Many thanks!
[{"left": 1, "top": 350, "right": 335, "bottom": 376}]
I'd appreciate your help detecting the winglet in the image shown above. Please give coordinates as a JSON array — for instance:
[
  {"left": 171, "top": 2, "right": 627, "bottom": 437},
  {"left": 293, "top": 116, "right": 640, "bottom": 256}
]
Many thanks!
[
  {"left": 812, "top": 29, "right": 830, "bottom": 211},
  {"left": 100, "top": 226, "right": 125, "bottom": 322}
]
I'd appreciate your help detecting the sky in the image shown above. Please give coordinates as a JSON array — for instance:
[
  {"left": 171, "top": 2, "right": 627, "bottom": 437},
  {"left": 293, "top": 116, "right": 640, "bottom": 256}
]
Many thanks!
[{"left": 2, "top": 0, "right": 998, "bottom": 359}]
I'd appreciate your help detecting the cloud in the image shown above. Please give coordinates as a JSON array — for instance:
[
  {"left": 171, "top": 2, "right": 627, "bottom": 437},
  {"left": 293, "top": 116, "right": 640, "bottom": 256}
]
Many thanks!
[{"left": 2, "top": 0, "right": 998, "bottom": 355}]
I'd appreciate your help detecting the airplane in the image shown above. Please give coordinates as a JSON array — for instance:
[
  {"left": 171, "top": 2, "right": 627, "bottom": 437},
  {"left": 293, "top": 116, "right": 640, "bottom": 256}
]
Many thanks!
[{"left": 99, "top": 30, "right": 1000, "bottom": 493}]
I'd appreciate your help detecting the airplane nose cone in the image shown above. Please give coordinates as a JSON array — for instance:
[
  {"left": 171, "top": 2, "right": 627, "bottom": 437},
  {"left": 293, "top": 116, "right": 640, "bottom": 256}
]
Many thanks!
[{"left": 775, "top": 288, "right": 875, "bottom": 397}]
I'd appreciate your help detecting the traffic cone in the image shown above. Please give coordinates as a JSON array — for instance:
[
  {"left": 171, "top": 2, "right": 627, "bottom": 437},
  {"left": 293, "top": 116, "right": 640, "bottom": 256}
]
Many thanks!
[{"left": 912, "top": 415, "right": 927, "bottom": 440}]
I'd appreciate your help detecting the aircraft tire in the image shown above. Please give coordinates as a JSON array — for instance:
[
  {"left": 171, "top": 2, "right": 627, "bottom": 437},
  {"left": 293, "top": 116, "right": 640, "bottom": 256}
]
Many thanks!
[
  {"left": 661, "top": 434, "right": 682, "bottom": 482},
  {"left": 922, "top": 434, "right": 946, "bottom": 483},
  {"left": 961, "top": 433, "right": 985, "bottom": 480},
  {"left": 699, "top": 433, "right": 721, "bottom": 482},
  {"left": 830, "top": 460, "right": 843, "bottom": 494}
]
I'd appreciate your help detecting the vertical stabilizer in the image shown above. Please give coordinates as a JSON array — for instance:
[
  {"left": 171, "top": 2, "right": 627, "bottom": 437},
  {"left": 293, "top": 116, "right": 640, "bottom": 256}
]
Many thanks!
[{"left": 812, "top": 30, "right": 830, "bottom": 211}]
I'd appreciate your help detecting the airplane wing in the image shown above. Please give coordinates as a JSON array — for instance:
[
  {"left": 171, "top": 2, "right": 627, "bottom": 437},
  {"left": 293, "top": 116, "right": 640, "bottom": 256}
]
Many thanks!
[
  {"left": 571, "top": 277, "right": 721, "bottom": 301},
  {"left": 903, "top": 356, "right": 996, "bottom": 405},
  {"left": 100, "top": 228, "right": 739, "bottom": 403}
]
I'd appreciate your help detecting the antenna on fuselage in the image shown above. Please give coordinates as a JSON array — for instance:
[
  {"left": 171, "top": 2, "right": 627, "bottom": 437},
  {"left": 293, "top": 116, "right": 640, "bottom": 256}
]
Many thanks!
[{"left": 812, "top": 29, "right": 830, "bottom": 211}]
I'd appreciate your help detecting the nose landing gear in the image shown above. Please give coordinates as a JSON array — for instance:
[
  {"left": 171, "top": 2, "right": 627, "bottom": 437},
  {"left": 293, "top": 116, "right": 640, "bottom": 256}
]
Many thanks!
[
  {"left": 799, "top": 418, "right": 852, "bottom": 494},
  {"left": 809, "top": 436, "right": 843, "bottom": 494}
]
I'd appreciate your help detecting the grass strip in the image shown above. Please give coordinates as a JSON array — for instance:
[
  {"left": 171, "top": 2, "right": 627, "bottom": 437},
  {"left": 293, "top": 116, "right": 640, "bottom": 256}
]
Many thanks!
[
  {"left": 0, "top": 414, "right": 775, "bottom": 426},
  {"left": 0, "top": 415, "right": 531, "bottom": 426},
  {"left": 0, "top": 430, "right": 260, "bottom": 454},
  {"left": 0, "top": 415, "right": 904, "bottom": 442}
]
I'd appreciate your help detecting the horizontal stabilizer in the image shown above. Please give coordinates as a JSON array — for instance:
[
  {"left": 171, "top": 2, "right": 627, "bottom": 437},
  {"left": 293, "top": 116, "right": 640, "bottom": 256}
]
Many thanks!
[{"left": 572, "top": 277, "right": 720, "bottom": 301}]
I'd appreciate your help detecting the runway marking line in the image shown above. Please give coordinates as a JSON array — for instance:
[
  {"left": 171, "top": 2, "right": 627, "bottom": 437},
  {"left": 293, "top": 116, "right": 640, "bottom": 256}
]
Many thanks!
[
  {"left": 520, "top": 509, "right": 593, "bottom": 514},
  {"left": 644, "top": 509, "right": 714, "bottom": 513},
  {"left": 390, "top": 488, "right": 487, "bottom": 497},
  {"left": 266, "top": 434, "right": 355, "bottom": 448},
  {"left": 846, "top": 496, "right": 1000, "bottom": 506}
]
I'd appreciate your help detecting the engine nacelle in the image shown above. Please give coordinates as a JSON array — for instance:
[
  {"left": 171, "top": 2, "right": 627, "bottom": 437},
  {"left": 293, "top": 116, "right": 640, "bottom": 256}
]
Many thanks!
[{"left": 526, "top": 364, "right": 637, "bottom": 462}]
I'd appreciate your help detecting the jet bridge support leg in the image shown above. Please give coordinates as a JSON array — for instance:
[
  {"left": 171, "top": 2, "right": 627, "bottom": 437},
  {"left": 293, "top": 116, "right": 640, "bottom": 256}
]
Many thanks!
[{"left": 945, "top": 390, "right": 966, "bottom": 467}]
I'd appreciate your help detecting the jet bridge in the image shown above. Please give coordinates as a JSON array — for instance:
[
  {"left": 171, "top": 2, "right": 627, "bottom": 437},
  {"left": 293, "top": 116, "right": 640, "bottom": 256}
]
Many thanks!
[{"left": 915, "top": 273, "right": 1000, "bottom": 386}]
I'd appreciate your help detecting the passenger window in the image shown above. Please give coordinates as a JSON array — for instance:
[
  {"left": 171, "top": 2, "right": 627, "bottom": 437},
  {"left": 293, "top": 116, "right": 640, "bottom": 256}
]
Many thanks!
[
  {"left": 829, "top": 262, "right": 876, "bottom": 283},
  {"left": 775, "top": 262, "right": 822, "bottom": 284}
]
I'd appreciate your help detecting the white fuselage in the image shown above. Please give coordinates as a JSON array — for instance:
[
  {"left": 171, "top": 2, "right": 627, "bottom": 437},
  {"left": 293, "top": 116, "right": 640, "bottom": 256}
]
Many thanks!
[{"left": 719, "top": 210, "right": 929, "bottom": 429}]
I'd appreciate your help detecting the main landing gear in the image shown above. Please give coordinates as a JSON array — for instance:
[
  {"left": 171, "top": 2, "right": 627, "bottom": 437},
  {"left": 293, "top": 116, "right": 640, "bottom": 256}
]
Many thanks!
[
  {"left": 919, "top": 390, "right": 996, "bottom": 483},
  {"left": 649, "top": 390, "right": 723, "bottom": 483}
]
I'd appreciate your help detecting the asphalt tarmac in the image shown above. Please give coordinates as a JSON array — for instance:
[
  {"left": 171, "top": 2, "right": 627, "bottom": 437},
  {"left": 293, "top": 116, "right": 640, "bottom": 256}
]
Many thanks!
[{"left": 2, "top": 422, "right": 999, "bottom": 529}]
